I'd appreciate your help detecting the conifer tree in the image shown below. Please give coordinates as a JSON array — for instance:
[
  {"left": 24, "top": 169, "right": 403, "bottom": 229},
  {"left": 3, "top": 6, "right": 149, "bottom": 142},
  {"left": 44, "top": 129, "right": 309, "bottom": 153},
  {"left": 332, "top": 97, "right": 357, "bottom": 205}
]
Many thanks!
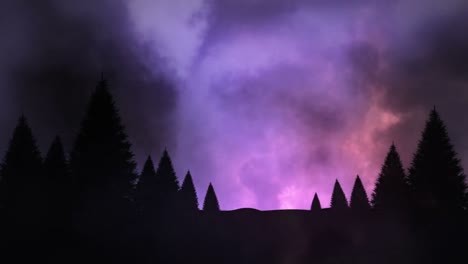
[
  {"left": 0, "top": 116, "right": 44, "bottom": 234},
  {"left": 310, "top": 193, "right": 321, "bottom": 211},
  {"left": 371, "top": 144, "right": 410, "bottom": 211},
  {"left": 203, "top": 183, "right": 220, "bottom": 212},
  {"left": 134, "top": 156, "right": 158, "bottom": 211},
  {"left": 407, "top": 108, "right": 467, "bottom": 212},
  {"left": 44, "top": 136, "right": 70, "bottom": 232},
  {"left": 330, "top": 180, "right": 348, "bottom": 210},
  {"left": 155, "top": 149, "right": 179, "bottom": 193},
  {"left": 154, "top": 149, "right": 180, "bottom": 210},
  {"left": 350, "top": 175, "right": 370, "bottom": 211},
  {"left": 69, "top": 78, "right": 137, "bottom": 210},
  {"left": 179, "top": 171, "right": 199, "bottom": 211}
]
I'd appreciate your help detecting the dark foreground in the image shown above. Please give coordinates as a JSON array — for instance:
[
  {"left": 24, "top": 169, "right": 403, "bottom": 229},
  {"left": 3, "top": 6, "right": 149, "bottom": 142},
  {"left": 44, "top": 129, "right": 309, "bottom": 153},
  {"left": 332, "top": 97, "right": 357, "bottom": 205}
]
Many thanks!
[{"left": 1, "top": 208, "right": 467, "bottom": 264}]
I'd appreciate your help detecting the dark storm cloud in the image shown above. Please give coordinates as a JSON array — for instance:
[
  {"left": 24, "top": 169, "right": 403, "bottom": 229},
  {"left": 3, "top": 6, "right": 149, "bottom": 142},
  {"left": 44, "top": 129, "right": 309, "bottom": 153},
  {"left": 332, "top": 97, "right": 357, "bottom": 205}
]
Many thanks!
[
  {"left": 205, "top": 0, "right": 371, "bottom": 22},
  {"left": 198, "top": 0, "right": 376, "bottom": 56},
  {"left": 374, "top": 3, "right": 468, "bottom": 166},
  {"left": 2, "top": 0, "right": 467, "bottom": 209},
  {"left": 184, "top": 0, "right": 468, "bottom": 209},
  {"left": 0, "top": 0, "right": 177, "bottom": 162},
  {"left": 383, "top": 7, "right": 468, "bottom": 109}
]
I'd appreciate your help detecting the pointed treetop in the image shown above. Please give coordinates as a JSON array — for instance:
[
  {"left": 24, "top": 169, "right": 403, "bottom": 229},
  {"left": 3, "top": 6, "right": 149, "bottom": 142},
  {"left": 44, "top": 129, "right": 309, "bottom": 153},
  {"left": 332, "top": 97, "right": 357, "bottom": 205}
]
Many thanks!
[
  {"left": 13, "top": 115, "right": 31, "bottom": 139},
  {"left": 0, "top": 115, "right": 43, "bottom": 207},
  {"left": 95, "top": 72, "right": 109, "bottom": 94},
  {"left": 44, "top": 135, "right": 68, "bottom": 186},
  {"left": 372, "top": 143, "right": 409, "bottom": 211},
  {"left": 182, "top": 170, "right": 193, "bottom": 185},
  {"left": 45, "top": 136, "right": 65, "bottom": 164},
  {"left": 142, "top": 155, "right": 156, "bottom": 176},
  {"left": 6, "top": 115, "right": 41, "bottom": 159},
  {"left": 163, "top": 148, "right": 170, "bottom": 158},
  {"left": 430, "top": 106, "right": 440, "bottom": 119},
  {"left": 350, "top": 175, "right": 371, "bottom": 211},
  {"left": 203, "top": 183, "right": 220, "bottom": 212},
  {"left": 180, "top": 171, "right": 199, "bottom": 211},
  {"left": 5, "top": 115, "right": 41, "bottom": 159},
  {"left": 134, "top": 155, "right": 159, "bottom": 209},
  {"left": 330, "top": 179, "right": 348, "bottom": 210},
  {"left": 311, "top": 193, "right": 322, "bottom": 211},
  {"left": 156, "top": 149, "right": 179, "bottom": 192}
]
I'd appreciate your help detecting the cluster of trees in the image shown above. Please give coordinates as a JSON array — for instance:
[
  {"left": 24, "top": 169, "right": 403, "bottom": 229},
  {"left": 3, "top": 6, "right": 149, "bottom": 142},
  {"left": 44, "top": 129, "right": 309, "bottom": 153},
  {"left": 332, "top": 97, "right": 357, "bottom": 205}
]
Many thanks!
[
  {"left": 1, "top": 78, "right": 466, "bottom": 221},
  {"left": 0, "top": 79, "right": 220, "bottom": 216},
  {"left": 310, "top": 108, "right": 467, "bottom": 217},
  {"left": 0, "top": 79, "right": 221, "bottom": 260},
  {"left": 0, "top": 78, "right": 467, "bottom": 264}
]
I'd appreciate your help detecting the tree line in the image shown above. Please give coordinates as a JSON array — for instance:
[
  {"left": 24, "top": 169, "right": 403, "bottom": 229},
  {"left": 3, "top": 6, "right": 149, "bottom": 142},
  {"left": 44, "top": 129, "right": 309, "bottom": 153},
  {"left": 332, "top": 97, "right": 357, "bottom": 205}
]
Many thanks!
[
  {"left": 0, "top": 78, "right": 221, "bottom": 262},
  {"left": 0, "top": 78, "right": 467, "bottom": 263},
  {"left": 0, "top": 78, "right": 219, "bottom": 217},
  {"left": 311, "top": 106, "right": 467, "bottom": 216}
]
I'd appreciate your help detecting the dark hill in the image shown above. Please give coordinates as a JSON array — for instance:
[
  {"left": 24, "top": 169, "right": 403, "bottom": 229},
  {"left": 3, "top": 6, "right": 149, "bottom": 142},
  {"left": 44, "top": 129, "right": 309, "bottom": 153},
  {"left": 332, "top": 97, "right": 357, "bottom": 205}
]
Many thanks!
[{"left": 192, "top": 208, "right": 392, "bottom": 264}]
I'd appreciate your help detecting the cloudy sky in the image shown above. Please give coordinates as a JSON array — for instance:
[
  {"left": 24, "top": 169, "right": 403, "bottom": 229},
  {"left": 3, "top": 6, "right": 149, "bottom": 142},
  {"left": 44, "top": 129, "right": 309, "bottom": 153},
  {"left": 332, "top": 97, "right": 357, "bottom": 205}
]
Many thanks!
[{"left": 1, "top": 0, "right": 468, "bottom": 209}]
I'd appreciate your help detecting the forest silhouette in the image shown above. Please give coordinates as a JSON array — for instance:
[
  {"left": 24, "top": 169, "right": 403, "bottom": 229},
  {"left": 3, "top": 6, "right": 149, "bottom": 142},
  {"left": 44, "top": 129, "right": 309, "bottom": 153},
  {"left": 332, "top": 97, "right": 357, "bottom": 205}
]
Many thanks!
[{"left": 0, "top": 78, "right": 467, "bottom": 264}]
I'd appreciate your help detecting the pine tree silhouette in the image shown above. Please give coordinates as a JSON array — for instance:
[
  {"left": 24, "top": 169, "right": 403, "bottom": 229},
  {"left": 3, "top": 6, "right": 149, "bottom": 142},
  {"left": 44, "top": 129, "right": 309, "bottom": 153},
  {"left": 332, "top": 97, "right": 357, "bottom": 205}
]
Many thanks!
[
  {"left": 179, "top": 171, "right": 199, "bottom": 211},
  {"left": 330, "top": 180, "right": 348, "bottom": 210},
  {"left": 408, "top": 108, "right": 467, "bottom": 212},
  {"left": 70, "top": 78, "right": 136, "bottom": 210},
  {"left": 350, "top": 175, "right": 370, "bottom": 212},
  {"left": 203, "top": 183, "right": 220, "bottom": 212},
  {"left": 0, "top": 116, "right": 44, "bottom": 236},
  {"left": 154, "top": 149, "right": 180, "bottom": 211},
  {"left": 371, "top": 143, "right": 410, "bottom": 211},
  {"left": 44, "top": 136, "right": 70, "bottom": 234},
  {"left": 310, "top": 193, "right": 322, "bottom": 211},
  {"left": 134, "top": 155, "right": 159, "bottom": 212}
]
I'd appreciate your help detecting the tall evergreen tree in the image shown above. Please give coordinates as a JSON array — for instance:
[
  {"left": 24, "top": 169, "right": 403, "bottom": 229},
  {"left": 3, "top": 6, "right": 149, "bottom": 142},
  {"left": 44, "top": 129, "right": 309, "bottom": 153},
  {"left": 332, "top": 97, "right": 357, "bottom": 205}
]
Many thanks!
[
  {"left": 371, "top": 143, "right": 410, "bottom": 211},
  {"left": 0, "top": 116, "right": 44, "bottom": 234},
  {"left": 330, "top": 180, "right": 348, "bottom": 210},
  {"left": 134, "top": 156, "right": 158, "bottom": 212},
  {"left": 179, "top": 171, "right": 199, "bottom": 211},
  {"left": 310, "top": 193, "right": 322, "bottom": 211},
  {"left": 407, "top": 108, "right": 467, "bottom": 212},
  {"left": 350, "top": 175, "right": 370, "bottom": 211},
  {"left": 69, "top": 78, "right": 136, "bottom": 210},
  {"left": 44, "top": 136, "right": 70, "bottom": 233},
  {"left": 203, "top": 183, "right": 220, "bottom": 212}
]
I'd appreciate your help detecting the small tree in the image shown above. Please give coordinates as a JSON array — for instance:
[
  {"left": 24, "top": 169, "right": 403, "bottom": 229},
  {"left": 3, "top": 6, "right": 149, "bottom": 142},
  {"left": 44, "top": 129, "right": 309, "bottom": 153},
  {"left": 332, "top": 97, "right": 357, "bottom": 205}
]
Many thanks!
[
  {"left": 44, "top": 136, "right": 70, "bottom": 233},
  {"left": 134, "top": 156, "right": 158, "bottom": 212},
  {"left": 154, "top": 149, "right": 180, "bottom": 210},
  {"left": 310, "top": 193, "right": 322, "bottom": 211},
  {"left": 371, "top": 143, "right": 410, "bottom": 212},
  {"left": 330, "top": 180, "right": 348, "bottom": 210},
  {"left": 179, "top": 171, "right": 199, "bottom": 211},
  {"left": 0, "top": 116, "right": 44, "bottom": 236},
  {"left": 203, "top": 183, "right": 220, "bottom": 212},
  {"left": 350, "top": 175, "right": 370, "bottom": 212}
]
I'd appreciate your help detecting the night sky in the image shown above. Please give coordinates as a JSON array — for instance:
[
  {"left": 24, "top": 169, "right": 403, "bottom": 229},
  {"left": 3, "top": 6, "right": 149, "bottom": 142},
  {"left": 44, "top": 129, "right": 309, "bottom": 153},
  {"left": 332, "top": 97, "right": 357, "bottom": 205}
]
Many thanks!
[{"left": 1, "top": 0, "right": 468, "bottom": 210}]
